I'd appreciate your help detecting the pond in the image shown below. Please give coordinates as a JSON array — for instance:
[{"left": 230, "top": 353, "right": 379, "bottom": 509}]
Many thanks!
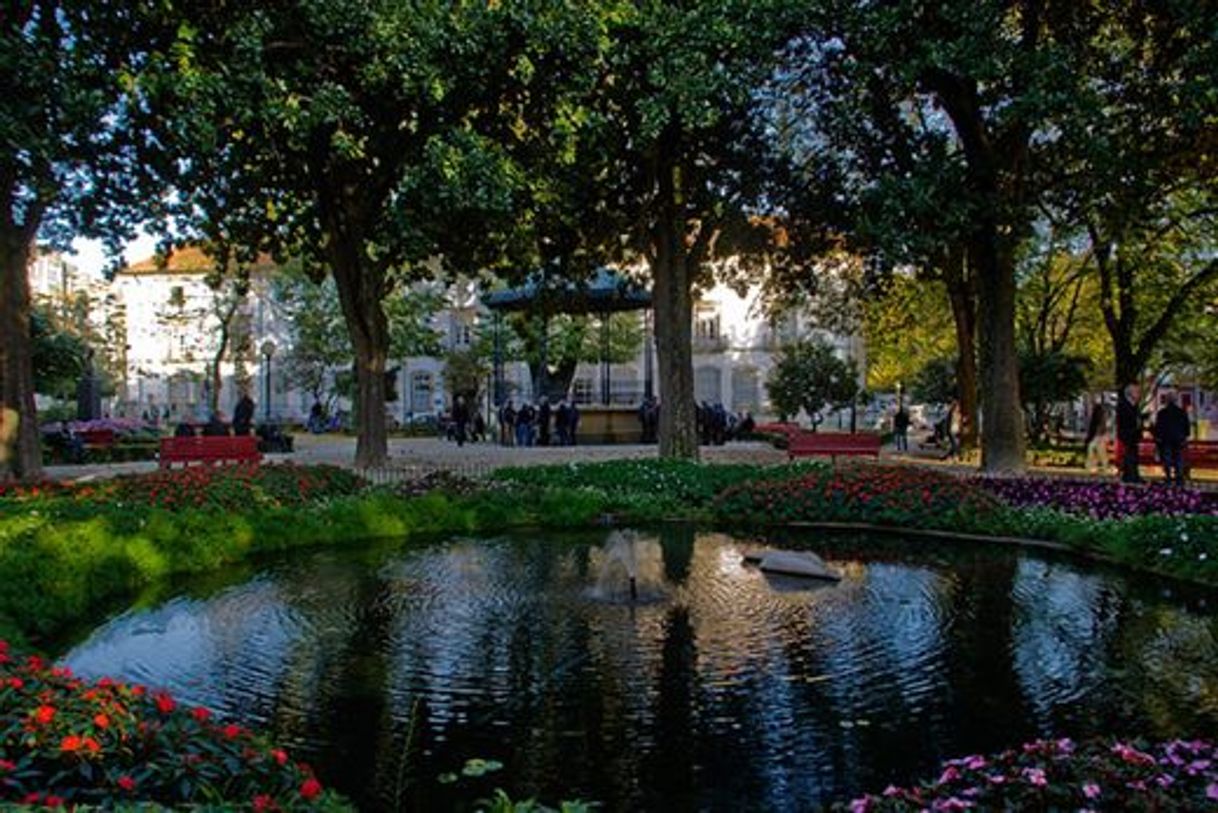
[{"left": 58, "top": 528, "right": 1218, "bottom": 812}]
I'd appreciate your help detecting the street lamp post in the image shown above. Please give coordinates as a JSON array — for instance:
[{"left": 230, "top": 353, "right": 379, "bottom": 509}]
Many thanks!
[{"left": 261, "top": 339, "right": 277, "bottom": 422}]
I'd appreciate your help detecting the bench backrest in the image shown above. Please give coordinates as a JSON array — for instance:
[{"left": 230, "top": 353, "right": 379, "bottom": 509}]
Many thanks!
[
  {"left": 160, "top": 435, "right": 260, "bottom": 460},
  {"left": 78, "top": 428, "right": 116, "bottom": 446},
  {"left": 788, "top": 432, "right": 882, "bottom": 452}
]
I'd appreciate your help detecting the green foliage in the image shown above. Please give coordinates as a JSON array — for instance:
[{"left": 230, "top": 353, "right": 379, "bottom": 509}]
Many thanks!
[
  {"left": 442, "top": 347, "right": 490, "bottom": 403},
  {"left": 862, "top": 275, "right": 956, "bottom": 392},
  {"left": 910, "top": 358, "right": 957, "bottom": 406},
  {"left": 491, "top": 459, "right": 828, "bottom": 513},
  {"left": 29, "top": 307, "right": 89, "bottom": 400},
  {"left": 767, "top": 339, "right": 860, "bottom": 422},
  {"left": 1018, "top": 347, "right": 1091, "bottom": 440}
]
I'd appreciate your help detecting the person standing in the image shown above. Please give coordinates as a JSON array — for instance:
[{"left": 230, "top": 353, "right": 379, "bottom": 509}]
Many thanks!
[
  {"left": 893, "top": 406, "right": 910, "bottom": 453},
  {"left": 1154, "top": 391, "right": 1191, "bottom": 485},
  {"left": 499, "top": 400, "right": 516, "bottom": 447},
  {"left": 1083, "top": 397, "right": 1109, "bottom": 473},
  {"left": 537, "top": 397, "right": 552, "bottom": 446},
  {"left": 232, "top": 391, "right": 256, "bottom": 436},
  {"left": 452, "top": 395, "right": 470, "bottom": 447},
  {"left": 1116, "top": 383, "right": 1144, "bottom": 484}
]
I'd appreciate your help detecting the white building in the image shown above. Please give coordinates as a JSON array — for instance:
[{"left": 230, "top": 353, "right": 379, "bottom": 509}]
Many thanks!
[
  {"left": 114, "top": 247, "right": 288, "bottom": 421},
  {"left": 110, "top": 250, "right": 865, "bottom": 426}
]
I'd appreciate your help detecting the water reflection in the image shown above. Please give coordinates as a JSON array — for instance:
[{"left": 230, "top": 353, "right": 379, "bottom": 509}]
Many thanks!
[{"left": 61, "top": 529, "right": 1218, "bottom": 812}]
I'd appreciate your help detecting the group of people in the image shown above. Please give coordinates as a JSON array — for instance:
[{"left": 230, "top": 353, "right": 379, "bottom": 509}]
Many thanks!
[
  {"left": 1097, "top": 384, "right": 1193, "bottom": 485},
  {"left": 483, "top": 397, "right": 580, "bottom": 447},
  {"left": 694, "top": 401, "right": 755, "bottom": 445},
  {"left": 172, "top": 392, "right": 257, "bottom": 438}
]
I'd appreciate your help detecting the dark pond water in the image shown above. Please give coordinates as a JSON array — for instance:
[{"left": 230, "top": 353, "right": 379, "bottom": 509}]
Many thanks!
[{"left": 58, "top": 528, "right": 1218, "bottom": 812}]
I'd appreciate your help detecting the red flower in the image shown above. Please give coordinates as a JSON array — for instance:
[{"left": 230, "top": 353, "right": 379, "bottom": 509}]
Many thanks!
[
  {"left": 0, "top": 759, "right": 15, "bottom": 771},
  {"left": 271, "top": 748, "right": 289, "bottom": 766},
  {"left": 94, "top": 713, "right": 110, "bottom": 729},
  {"left": 45, "top": 796, "right": 65, "bottom": 808},
  {"left": 154, "top": 692, "right": 176, "bottom": 714},
  {"left": 83, "top": 736, "right": 102, "bottom": 755},
  {"left": 191, "top": 706, "right": 211, "bottom": 722},
  {"left": 60, "top": 734, "right": 83, "bottom": 753},
  {"left": 253, "top": 794, "right": 277, "bottom": 812},
  {"left": 8, "top": 677, "right": 23, "bottom": 688},
  {"left": 223, "top": 723, "right": 243, "bottom": 739},
  {"left": 34, "top": 705, "right": 56, "bottom": 725},
  {"left": 117, "top": 775, "right": 137, "bottom": 792},
  {"left": 21, "top": 793, "right": 41, "bottom": 805},
  {"left": 300, "top": 777, "right": 323, "bottom": 800}
]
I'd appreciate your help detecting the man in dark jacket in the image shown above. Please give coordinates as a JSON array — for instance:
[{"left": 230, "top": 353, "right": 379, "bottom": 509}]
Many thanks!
[
  {"left": 1116, "top": 384, "right": 1144, "bottom": 484},
  {"left": 232, "top": 391, "right": 255, "bottom": 436},
  {"left": 1154, "top": 391, "right": 1191, "bottom": 485}
]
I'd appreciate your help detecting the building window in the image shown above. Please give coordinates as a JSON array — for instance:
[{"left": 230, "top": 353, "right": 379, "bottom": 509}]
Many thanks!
[
  {"left": 573, "top": 377, "right": 594, "bottom": 405},
  {"left": 694, "top": 308, "right": 720, "bottom": 341},
  {"left": 411, "top": 372, "right": 434, "bottom": 414},
  {"left": 731, "top": 367, "right": 759, "bottom": 411},
  {"left": 695, "top": 365, "right": 722, "bottom": 404}
]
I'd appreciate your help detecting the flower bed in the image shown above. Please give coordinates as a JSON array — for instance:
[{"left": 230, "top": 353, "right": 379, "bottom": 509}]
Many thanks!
[
  {"left": 845, "top": 736, "right": 1218, "bottom": 811},
  {"left": 976, "top": 476, "right": 1218, "bottom": 520},
  {"left": 0, "top": 464, "right": 364, "bottom": 512},
  {"left": 714, "top": 463, "right": 1000, "bottom": 528},
  {"left": 0, "top": 640, "right": 351, "bottom": 810}
]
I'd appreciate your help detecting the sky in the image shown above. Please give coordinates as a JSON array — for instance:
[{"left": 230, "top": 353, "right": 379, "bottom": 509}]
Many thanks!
[{"left": 69, "top": 232, "right": 161, "bottom": 279}]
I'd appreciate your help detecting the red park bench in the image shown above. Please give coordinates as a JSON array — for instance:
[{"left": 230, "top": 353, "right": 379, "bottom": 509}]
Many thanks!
[
  {"left": 787, "top": 431, "right": 882, "bottom": 462},
  {"left": 1112, "top": 439, "right": 1218, "bottom": 471},
  {"left": 159, "top": 435, "right": 262, "bottom": 469},
  {"left": 78, "top": 428, "right": 116, "bottom": 449}
]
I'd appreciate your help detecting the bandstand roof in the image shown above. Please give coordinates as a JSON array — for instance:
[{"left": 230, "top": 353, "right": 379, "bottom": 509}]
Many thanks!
[{"left": 482, "top": 267, "right": 651, "bottom": 314}]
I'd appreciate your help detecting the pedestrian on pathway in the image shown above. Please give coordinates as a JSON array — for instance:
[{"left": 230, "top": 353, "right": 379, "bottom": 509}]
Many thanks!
[
  {"left": 232, "top": 390, "right": 255, "bottom": 436},
  {"left": 893, "top": 405, "right": 910, "bottom": 452},
  {"left": 1116, "top": 383, "right": 1144, "bottom": 484},
  {"left": 1154, "top": 390, "right": 1191, "bottom": 486},
  {"left": 942, "top": 400, "right": 960, "bottom": 461},
  {"left": 452, "top": 395, "right": 470, "bottom": 447},
  {"left": 1084, "top": 397, "right": 1109, "bottom": 473}
]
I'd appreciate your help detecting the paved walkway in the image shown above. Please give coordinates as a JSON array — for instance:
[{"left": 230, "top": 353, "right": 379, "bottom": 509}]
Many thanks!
[{"left": 43, "top": 433, "right": 1216, "bottom": 488}]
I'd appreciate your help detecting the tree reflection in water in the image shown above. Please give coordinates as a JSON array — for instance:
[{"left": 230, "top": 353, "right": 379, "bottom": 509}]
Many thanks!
[{"left": 59, "top": 529, "right": 1218, "bottom": 812}]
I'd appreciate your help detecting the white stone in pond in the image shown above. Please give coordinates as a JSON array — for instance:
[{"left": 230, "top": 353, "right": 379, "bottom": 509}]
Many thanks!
[{"left": 756, "top": 550, "right": 841, "bottom": 581}]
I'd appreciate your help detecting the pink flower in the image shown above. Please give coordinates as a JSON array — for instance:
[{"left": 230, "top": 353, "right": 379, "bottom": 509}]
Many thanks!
[
  {"left": 1083, "top": 782, "right": 1101, "bottom": 799},
  {"left": 1022, "top": 768, "right": 1047, "bottom": 787},
  {"left": 938, "top": 765, "right": 961, "bottom": 784},
  {"left": 117, "top": 775, "right": 136, "bottom": 792}
]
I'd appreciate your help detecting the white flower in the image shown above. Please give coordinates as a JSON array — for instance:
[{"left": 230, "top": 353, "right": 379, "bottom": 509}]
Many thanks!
[
  {"left": 1159, "top": 547, "right": 1174, "bottom": 557},
  {"left": 1200, "top": 553, "right": 1209, "bottom": 562}
]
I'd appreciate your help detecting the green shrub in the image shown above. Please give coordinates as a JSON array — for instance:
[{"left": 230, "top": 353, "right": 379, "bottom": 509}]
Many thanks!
[{"left": 491, "top": 459, "right": 827, "bottom": 508}]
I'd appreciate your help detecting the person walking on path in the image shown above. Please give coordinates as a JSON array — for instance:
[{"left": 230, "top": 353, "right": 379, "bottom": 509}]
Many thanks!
[
  {"left": 1154, "top": 391, "right": 1191, "bottom": 485},
  {"left": 893, "top": 406, "right": 910, "bottom": 452},
  {"left": 942, "top": 400, "right": 960, "bottom": 460},
  {"left": 452, "top": 395, "right": 470, "bottom": 448},
  {"left": 1084, "top": 397, "right": 1108, "bottom": 473},
  {"left": 1116, "top": 383, "right": 1144, "bottom": 484}
]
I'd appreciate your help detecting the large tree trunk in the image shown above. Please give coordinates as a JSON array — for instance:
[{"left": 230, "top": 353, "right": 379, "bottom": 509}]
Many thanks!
[
  {"left": 325, "top": 227, "right": 390, "bottom": 469},
  {"left": 971, "top": 233, "right": 1026, "bottom": 472},
  {"left": 0, "top": 229, "right": 42, "bottom": 481},
  {"left": 652, "top": 221, "right": 698, "bottom": 460},
  {"left": 944, "top": 251, "right": 979, "bottom": 450}
]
